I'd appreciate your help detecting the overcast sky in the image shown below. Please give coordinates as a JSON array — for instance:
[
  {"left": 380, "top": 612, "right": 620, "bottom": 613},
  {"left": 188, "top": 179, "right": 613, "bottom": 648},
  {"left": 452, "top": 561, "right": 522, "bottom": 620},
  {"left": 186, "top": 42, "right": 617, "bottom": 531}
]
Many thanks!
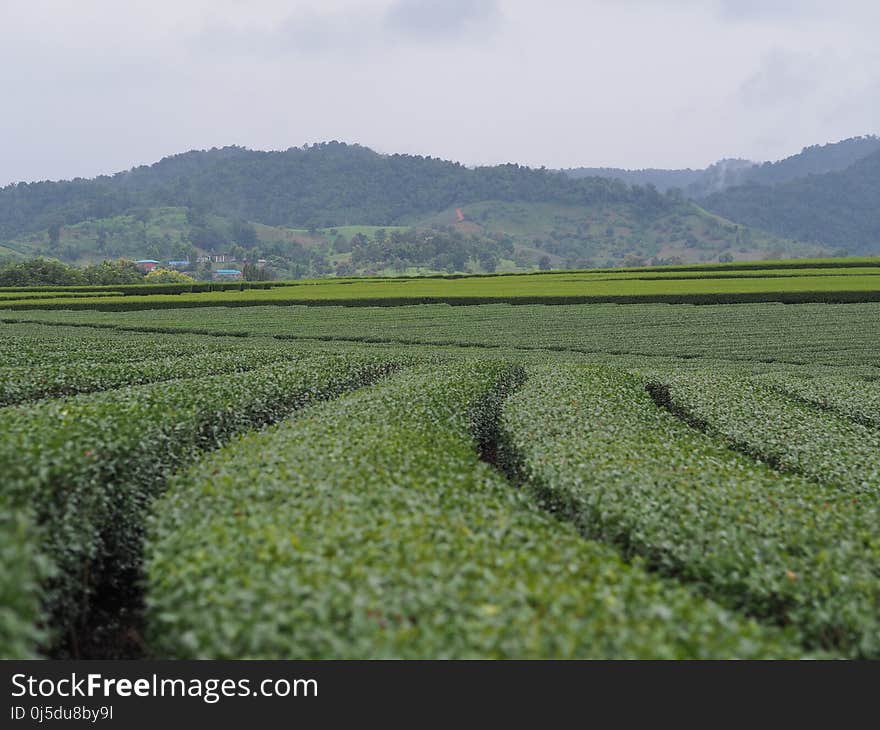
[{"left": 2, "top": 0, "right": 879, "bottom": 185}]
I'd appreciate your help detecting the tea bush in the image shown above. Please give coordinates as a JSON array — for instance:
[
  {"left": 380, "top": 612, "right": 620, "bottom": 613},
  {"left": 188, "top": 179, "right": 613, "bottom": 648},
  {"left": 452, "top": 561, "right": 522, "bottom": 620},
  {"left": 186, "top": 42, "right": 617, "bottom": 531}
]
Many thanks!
[
  {"left": 498, "top": 365, "right": 880, "bottom": 656},
  {"left": 0, "top": 354, "right": 398, "bottom": 658},
  {"left": 145, "top": 363, "right": 798, "bottom": 659}
]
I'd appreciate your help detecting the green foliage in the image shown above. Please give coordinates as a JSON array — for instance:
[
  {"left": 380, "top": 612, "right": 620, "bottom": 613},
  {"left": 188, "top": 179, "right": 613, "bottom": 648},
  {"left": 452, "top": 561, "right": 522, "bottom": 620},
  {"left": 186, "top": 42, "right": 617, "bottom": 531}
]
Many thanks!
[
  {"left": 8, "top": 297, "right": 880, "bottom": 370},
  {"left": 498, "top": 364, "right": 880, "bottom": 656},
  {"left": 0, "top": 344, "right": 312, "bottom": 407},
  {"left": 0, "top": 258, "right": 85, "bottom": 286},
  {"left": 4, "top": 263, "right": 880, "bottom": 310},
  {"left": 145, "top": 363, "right": 796, "bottom": 659},
  {"left": 0, "top": 143, "right": 665, "bottom": 241},
  {"left": 0, "top": 258, "right": 145, "bottom": 287},
  {"left": 661, "top": 372, "right": 880, "bottom": 493},
  {"left": 3, "top": 287, "right": 880, "bottom": 660},
  {"left": 756, "top": 372, "right": 880, "bottom": 429},
  {"left": 0, "top": 354, "right": 398, "bottom": 658},
  {"left": 144, "top": 268, "right": 196, "bottom": 284},
  {"left": 704, "top": 148, "right": 880, "bottom": 252}
]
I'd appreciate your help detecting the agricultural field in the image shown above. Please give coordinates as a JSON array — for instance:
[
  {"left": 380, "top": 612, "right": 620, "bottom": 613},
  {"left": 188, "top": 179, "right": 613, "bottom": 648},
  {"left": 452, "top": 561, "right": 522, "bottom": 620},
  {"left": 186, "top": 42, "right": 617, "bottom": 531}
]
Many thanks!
[
  {"left": 2, "top": 258, "right": 880, "bottom": 660},
  {"left": 1, "top": 257, "right": 880, "bottom": 311}
]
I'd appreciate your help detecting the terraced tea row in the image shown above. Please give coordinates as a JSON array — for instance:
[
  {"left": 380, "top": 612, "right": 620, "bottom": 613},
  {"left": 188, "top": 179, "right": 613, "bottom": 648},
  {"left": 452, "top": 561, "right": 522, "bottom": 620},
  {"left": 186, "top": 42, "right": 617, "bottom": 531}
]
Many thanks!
[
  {"left": 145, "top": 363, "right": 798, "bottom": 659},
  {"left": 0, "top": 349, "right": 314, "bottom": 407},
  {"left": 4, "top": 267, "right": 880, "bottom": 310},
  {"left": 0, "top": 324, "right": 261, "bottom": 368},
  {"left": 755, "top": 372, "right": 880, "bottom": 429},
  {"left": 497, "top": 365, "right": 880, "bottom": 657},
  {"left": 659, "top": 373, "right": 880, "bottom": 493},
  {"left": 0, "top": 355, "right": 399, "bottom": 659},
  {"left": 8, "top": 300, "right": 880, "bottom": 367}
]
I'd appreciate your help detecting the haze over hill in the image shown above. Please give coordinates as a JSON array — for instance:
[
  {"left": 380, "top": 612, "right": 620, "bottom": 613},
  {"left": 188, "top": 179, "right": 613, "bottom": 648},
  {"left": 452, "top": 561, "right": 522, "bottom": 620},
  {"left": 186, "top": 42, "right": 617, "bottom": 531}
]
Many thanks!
[
  {"left": 563, "top": 136, "right": 880, "bottom": 197},
  {"left": 702, "top": 146, "right": 880, "bottom": 253}
]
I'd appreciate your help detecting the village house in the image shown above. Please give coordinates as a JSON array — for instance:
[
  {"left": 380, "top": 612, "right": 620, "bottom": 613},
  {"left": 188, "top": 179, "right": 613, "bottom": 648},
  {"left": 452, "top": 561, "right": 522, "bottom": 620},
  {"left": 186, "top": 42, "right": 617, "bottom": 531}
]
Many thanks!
[{"left": 134, "top": 259, "right": 159, "bottom": 272}]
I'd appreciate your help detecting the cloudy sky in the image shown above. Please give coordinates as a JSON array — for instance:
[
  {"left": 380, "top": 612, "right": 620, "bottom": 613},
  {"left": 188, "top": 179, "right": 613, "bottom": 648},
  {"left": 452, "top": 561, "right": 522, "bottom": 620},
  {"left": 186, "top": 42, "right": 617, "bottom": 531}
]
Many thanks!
[{"left": 2, "top": 0, "right": 879, "bottom": 184}]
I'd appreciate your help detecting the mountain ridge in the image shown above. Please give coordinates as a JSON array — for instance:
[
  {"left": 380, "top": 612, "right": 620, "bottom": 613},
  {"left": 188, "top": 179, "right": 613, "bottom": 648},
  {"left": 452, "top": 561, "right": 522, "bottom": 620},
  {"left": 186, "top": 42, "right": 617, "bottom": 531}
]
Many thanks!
[{"left": 562, "top": 135, "right": 880, "bottom": 197}]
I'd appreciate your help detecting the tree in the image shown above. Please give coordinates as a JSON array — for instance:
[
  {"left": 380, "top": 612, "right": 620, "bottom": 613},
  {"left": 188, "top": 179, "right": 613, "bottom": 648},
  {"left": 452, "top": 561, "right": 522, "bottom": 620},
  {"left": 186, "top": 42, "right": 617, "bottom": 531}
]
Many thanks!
[
  {"left": 144, "top": 268, "right": 196, "bottom": 284},
  {"left": 242, "top": 262, "right": 271, "bottom": 281},
  {"left": 538, "top": 255, "right": 552, "bottom": 271},
  {"left": 478, "top": 251, "right": 498, "bottom": 273},
  {"left": 84, "top": 259, "right": 144, "bottom": 285},
  {"left": 333, "top": 234, "right": 352, "bottom": 253},
  {"left": 0, "top": 257, "right": 82, "bottom": 286}
]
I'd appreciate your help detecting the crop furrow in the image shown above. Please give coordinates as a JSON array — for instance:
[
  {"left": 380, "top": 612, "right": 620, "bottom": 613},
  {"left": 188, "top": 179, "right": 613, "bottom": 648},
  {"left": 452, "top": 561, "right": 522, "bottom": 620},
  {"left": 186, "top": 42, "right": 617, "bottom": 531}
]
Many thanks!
[
  {"left": 754, "top": 372, "right": 880, "bottom": 431},
  {"left": 0, "top": 354, "right": 401, "bottom": 659},
  {"left": 0, "top": 349, "right": 307, "bottom": 407},
  {"left": 143, "top": 362, "right": 799, "bottom": 659},
  {"left": 655, "top": 372, "right": 880, "bottom": 494},
  {"left": 497, "top": 364, "right": 880, "bottom": 657}
]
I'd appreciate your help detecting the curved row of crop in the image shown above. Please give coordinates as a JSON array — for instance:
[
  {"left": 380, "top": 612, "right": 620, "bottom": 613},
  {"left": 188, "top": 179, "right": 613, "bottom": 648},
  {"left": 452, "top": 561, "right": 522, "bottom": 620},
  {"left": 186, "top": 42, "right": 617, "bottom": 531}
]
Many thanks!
[
  {"left": 8, "top": 297, "right": 880, "bottom": 370},
  {"left": 143, "top": 362, "right": 798, "bottom": 659},
  {"left": 0, "top": 325, "right": 259, "bottom": 367},
  {"left": 496, "top": 364, "right": 880, "bottom": 657},
  {"left": 754, "top": 372, "right": 880, "bottom": 430},
  {"left": 0, "top": 349, "right": 314, "bottom": 407},
  {"left": 0, "top": 354, "right": 400, "bottom": 659},
  {"left": 6, "top": 288, "right": 880, "bottom": 311},
  {"left": 657, "top": 373, "right": 880, "bottom": 494}
]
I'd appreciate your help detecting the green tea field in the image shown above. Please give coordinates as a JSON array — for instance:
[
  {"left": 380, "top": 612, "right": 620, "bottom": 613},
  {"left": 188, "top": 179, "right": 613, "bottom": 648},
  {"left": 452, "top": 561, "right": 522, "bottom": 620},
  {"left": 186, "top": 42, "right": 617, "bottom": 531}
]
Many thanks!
[{"left": 3, "top": 259, "right": 879, "bottom": 659}]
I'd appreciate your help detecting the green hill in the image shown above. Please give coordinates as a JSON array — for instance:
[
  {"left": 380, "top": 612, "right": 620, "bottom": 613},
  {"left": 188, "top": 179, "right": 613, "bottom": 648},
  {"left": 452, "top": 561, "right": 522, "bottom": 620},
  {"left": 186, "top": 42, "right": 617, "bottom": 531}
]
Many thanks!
[
  {"left": 0, "top": 142, "right": 836, "bottom": 272},
  {"left": 0, "top": 142, "right": 655, "bottom": 241},
  {"left": 0, "top": 199, "right": 822, "bottom": 275},
  {"left": 412, "top": 200, "right": 822, "bottom": 268},
  {"left": 564, "top": 136, "right": 880, "bottom": 198},
  {"left": 702, "top": 149, "right": 880, "bottom": 253}
]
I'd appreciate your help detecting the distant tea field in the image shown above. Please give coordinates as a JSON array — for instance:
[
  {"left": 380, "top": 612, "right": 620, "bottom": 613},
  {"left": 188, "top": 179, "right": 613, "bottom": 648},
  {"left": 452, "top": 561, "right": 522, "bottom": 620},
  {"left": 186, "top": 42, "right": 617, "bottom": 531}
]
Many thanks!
[
  {"left": 3, "top": 257, "right": 880, "bottom": 660},
  {"left": 1, "top": 257, "right": 880, "bottom": 310}
]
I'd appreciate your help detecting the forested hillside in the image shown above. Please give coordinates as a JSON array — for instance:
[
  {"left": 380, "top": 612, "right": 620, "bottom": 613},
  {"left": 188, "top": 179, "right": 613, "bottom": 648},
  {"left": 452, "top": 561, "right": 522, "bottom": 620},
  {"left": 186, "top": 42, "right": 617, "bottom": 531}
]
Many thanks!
[
  {"left": 702, "top": 149, "right": 880, "bottom": 253},
  {"left": 1, "top": 141, "right": 821, "bottom": 273},
  {"left": 0, "top": 142, "right": 664, "bottom": 240},
  {"left": 565, "top": 136, "right": 880, "bottom": 199}
]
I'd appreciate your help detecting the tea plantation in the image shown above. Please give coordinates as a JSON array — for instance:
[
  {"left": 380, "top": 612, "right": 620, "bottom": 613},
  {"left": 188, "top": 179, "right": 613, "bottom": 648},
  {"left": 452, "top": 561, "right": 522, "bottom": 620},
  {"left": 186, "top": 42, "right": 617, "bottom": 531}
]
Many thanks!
[{"left": 2, "top": 261, "right": 879, "bottom": 659}]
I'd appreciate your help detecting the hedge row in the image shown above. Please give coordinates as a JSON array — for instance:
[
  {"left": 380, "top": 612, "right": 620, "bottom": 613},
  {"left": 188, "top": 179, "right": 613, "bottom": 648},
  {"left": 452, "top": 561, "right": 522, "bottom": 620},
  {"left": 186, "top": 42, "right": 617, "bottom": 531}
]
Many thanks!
[
  {"left": 6, "top": 289, "right": 880, "bottom": 312},
  {"left": 660, "top": 372, "right": 880, "bottom": 494},
  {"left": 0, "top": 326, "right": 265, "bottom": 368},
  {"left": 145, "top": 362, "right": 798, "bottom": 659},
  {"left": 497, "top": 364, "right": 880, "bottom": 656},
  {"left": 755, "top": 371, "right": 880, "bottom": 430},
  {"left": 0, "top": 348, "right": 306, "bottom": 407},
  {"left": 0, "top": 354, "right": 399, "bottom": 658},
  {"left": 0, "top": 291, "right": 123, "bottom": 301},
  {"left": 0, "top": 281, "right": 277, "bottom": 296}
]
